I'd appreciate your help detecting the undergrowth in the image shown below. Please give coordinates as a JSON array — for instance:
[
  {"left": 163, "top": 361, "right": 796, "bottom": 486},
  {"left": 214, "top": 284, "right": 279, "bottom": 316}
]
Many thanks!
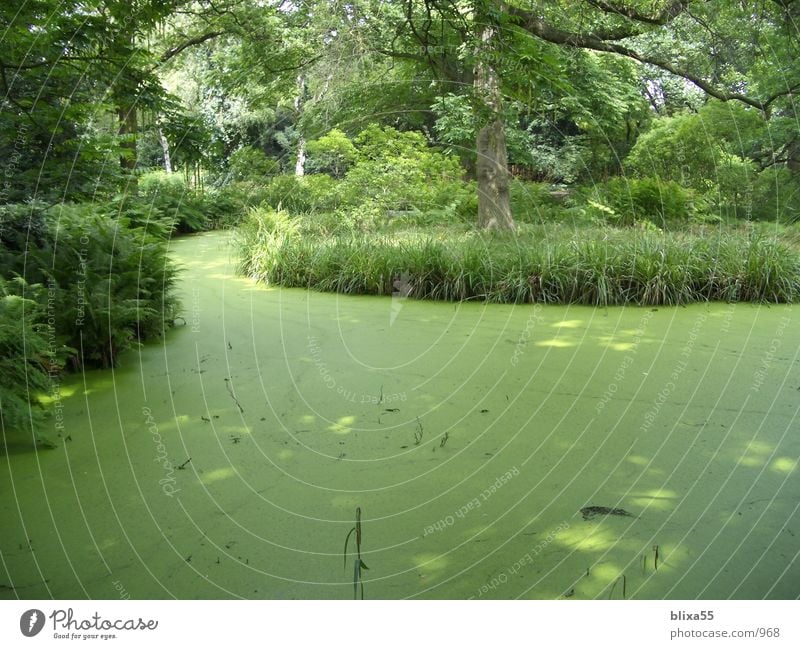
[{"left": 236, "top": 208, "right": 800, "bottom": 306}]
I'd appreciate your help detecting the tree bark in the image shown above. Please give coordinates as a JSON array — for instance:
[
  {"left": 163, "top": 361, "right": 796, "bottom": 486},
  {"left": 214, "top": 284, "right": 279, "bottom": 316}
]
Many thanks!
[
  {"left": 117, "top": 104, "right": 138, "bottom": 171},
  {"left": 475, "top": 118, "right": 514, "bottom": 229},
  {"left": 295, "top": 136, "right": 306, "bottom": 177},
  {"left": 294, "top": 74, "right": 306, "bottom": 177},
  {"left": 474, "top": 22, "right": 514, "bottom": 230},
  {"left": 158, "top": 128, "right": 173, "bottom": 173}
]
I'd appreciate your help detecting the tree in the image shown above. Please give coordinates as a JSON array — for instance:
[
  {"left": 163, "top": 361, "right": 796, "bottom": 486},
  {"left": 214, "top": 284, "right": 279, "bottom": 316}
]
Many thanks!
[{"left": 348, "top": 0, "right": 800, "bottom": 229}]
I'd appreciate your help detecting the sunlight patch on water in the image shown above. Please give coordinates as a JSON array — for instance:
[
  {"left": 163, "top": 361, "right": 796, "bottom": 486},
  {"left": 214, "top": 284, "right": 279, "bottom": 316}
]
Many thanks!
[
  {"left": 201, "top": 467, "right": 235, "bottom": 484},
  {"left": 413, "top": 552, "right": 449, "bottom": 572},
  {"left": 551, "top": 320, "right": 584, "bottom": 329},
  {"left": 534, "top": 338, "right": 575, "bottom": 348},
  {"left": 328, "top": 416, "right": 356, "bottom": 434},
  {"left": 629, "top": 489, "right": 678, "bottom": 510},
  {"left": 770, "top": 457, "right": 797, "bottom": 474}
]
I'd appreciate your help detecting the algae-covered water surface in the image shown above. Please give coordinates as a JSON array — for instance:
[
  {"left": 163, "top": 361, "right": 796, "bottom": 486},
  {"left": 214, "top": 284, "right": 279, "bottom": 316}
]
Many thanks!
[{"left": 2, "top": 231, "right": 799, "bottom": 599}]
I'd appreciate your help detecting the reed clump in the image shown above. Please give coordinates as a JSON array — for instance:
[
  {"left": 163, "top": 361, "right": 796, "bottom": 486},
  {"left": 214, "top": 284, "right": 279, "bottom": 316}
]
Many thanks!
[{"left": 236, "top": 208, "right": 800, "bottom": 306}]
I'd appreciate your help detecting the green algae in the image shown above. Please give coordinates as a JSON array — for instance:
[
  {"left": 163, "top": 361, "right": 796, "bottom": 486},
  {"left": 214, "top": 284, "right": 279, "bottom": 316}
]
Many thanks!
[{"left": 1, "top": 231, "right": 799, "bottom": 599}]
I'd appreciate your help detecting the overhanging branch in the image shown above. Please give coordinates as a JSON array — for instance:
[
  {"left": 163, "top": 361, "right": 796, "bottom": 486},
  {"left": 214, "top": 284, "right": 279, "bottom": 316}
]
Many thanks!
[
  {"left": 584, "top": 0, "right": 689, "bottom": 26},
  {"left": 504, "top": 2, "right": 776, "bottom": 112},
  {"left": 160, "top": 31, "right": 224, "bottom": 62}
]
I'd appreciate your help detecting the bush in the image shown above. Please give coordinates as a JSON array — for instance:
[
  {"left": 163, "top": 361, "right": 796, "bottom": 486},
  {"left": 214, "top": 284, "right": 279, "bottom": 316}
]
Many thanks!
[
  {"left": 306, "top": 129, "right": 358, "bottom": 178},
  {"left": 748, "top": 167, "right": 800, "bottom": 223},
  {"left": 227, "top": 147, "right": 280, "bottom": 182},
  {"left": 624, "top": 109, "right": 757, "bottom": 218},
  {"left": 0, "top": 278, "right": 57, "bottom": 439},
  {"left": 135, "top": 170, "right": 209, "bottom": 233},
  {"left": 509, "top": 182, "right": 567, "bottom": 223},
  {"left": 14, "top": 203, "right": 181, "bottom": 368},
  {"left": 0, "top": 200, "right": 181, "bottom": 440},
  {"left": 582, "top": 177, "right": 694, "bottom": 226},
  {"left": 340, "top": 125, "right": 464, "bottom": 213},
  {"left": 260, "top": 174, "right": 341, "bottom": 214}
]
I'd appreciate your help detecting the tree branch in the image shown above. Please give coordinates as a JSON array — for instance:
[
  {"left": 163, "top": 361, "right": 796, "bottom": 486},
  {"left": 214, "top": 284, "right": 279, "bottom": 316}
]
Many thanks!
[
  {"left": 584, "top": 0, "right": 689, "bottom": 26},
  {"left": 504, "top": 2, "right": 770, "bottom": 111},
  {"left": 160, "top": 31, "right": 224, "bottom": 62}
]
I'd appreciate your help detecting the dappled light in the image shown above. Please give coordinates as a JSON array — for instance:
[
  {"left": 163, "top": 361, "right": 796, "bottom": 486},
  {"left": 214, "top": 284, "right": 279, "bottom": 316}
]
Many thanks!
[
  {"left": 2, "top": 0, "right": 800, "bottom": 612},
  {"left": 200, "top": 467, "right": 236, "bottom": 485},
  {"left": 535, "top": 338, "right": 577, "bottom": 349},
  {"left": 2, "top": 233, "right": 799, "bottom": 602},
  {"left": 770, "top": 458, "right": 797, "bottom": 475}
]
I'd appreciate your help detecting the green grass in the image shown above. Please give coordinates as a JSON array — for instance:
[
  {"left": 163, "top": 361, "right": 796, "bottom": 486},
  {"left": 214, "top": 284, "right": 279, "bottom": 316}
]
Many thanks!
[{"left": 235, "top": 209, "right": 800, "bottom": 306}]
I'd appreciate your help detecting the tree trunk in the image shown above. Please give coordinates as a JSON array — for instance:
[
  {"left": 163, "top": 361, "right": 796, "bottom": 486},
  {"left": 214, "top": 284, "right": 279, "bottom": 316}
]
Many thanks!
[
  {"left": 476, "top": 118, "right": 514, "bottom": 229},
  {"left": 295, "top": 136, "right": 306, "bottom": 177},
  {"left": 117, "top": 104, "right": 138, "bottom": 172},
  {"left": 158, "top": 128, "right": 173, "bottom": 173},
  {"left": 474, "top": 22, "right": 514, "bottom": 230},
  {"left": 294, "top": 74, "right": 306, "bottom": 177}
]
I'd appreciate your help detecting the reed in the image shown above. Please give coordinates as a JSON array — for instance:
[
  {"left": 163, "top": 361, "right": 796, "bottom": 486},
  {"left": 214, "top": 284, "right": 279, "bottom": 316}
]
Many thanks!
[{"left": 237, "top": 209, "right": 800, "bottom": 305}]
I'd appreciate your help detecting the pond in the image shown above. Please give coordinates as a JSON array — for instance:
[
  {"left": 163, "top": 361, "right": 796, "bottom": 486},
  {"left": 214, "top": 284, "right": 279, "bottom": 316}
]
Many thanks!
[{"left": 2, "top": 230, "right": 798, "bottom": 599}]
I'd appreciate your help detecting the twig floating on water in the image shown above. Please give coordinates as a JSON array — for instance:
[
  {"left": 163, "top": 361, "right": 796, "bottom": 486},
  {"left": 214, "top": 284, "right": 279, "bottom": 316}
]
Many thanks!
[{"left": 224, "top": 377, "right": 245, "bottom": 413}]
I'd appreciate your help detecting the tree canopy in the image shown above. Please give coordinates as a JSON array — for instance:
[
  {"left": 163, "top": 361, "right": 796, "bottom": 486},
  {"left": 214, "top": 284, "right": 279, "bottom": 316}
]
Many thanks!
[{"left": 1, "top": 0, "right": 798, "bottom": 224}]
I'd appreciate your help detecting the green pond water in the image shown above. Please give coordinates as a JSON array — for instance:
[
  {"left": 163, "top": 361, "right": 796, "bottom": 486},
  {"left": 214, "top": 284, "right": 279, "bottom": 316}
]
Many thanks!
[{"left": 2, "top": 230, "right": 799, "bottom": 599}]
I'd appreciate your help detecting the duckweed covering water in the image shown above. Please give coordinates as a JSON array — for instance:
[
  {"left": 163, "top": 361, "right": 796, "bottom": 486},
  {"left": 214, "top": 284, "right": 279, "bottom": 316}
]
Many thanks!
[{"left": 2, "top": 231, "right": 798, "bottom": 599}]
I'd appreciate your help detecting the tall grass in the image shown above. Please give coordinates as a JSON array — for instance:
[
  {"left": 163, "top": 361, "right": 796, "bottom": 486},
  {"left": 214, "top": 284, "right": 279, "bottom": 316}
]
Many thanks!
[{"left": 236, "top": 210, "right": 800, "bottom": 306}]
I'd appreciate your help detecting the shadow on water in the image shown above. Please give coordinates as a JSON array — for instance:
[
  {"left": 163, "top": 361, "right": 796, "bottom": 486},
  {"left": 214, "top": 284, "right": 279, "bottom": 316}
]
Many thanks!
[{"left": 1, "top": 231, "right": 798, "bottom": 599}]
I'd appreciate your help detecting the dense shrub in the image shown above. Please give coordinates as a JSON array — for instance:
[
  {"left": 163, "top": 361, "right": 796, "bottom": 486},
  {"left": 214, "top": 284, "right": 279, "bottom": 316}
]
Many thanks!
[
  {"left": 0, "top": 278, "right": 59, "bottom": 440},
  {"left": 509, "top": 182, "right": 568, "bottom": 223},
  {"left": 260, "top": 174, "right": 342, "bottom": 214},
  {"left": 624, "top": 110, "right": 757, "bottom": 218},
  {"left": 3, "top": 203, "right": 180, "bottom": 369},
  {"left": 135, "top": 170, "right": 209, "bottom": 233},
  {"left": 300, "top": 125, "right": 468, "bottom": 219},
  {"left": 748, "top": 167, "right": 800, "bottom": 223},
  {"left": 583, "top": 177, "right": 694, "bottom": 226},
  {"left": 306, "top": 129, "right": 358, "bottom": 178},
  {"left": 227, "top": 146, "right": 280, "bottom": 182},
  {"left": 342, "top": 125, "right": 464, "bottom": 212},
  {"left": 0, "top": 200, "right": 181, "bottom": 438}
]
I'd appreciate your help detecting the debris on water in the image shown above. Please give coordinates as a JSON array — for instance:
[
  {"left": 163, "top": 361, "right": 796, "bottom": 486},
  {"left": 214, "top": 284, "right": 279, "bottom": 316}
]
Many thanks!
[{"left": 580, "top": 506, "right": 636, "bottom": 520}]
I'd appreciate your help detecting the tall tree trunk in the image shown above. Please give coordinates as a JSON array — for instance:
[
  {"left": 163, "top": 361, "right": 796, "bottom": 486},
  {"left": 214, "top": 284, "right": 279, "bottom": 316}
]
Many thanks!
[
  {"left": 158, "top": 127, "right": 173, "bottom": 173},
  {"left": 475, "top": 118, "right": 514, "bottom": 229},
  {"left": 295, "top": 136, "right": 306, "bottom": 177},
  {"left": 294, "top": 74, "right": 306, "bottom": 177},
  {"left": 118, "top": 104, "right": 138, "bottom": 172},
  {"left": 474, "top": 22, "right": 514, "bottom": 230}
]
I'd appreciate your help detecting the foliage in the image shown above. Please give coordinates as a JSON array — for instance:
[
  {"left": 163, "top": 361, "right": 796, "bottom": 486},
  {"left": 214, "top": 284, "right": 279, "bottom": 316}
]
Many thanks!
[
  {"left": 135, "top": 171, "right": 209, "bottom": 233},
  {"left": 0, "top": 278, "right": 57, "bottom": 439},
  {"left": 261, "top": 126, "right": 468, "bottom": 220},
  {"left": 509, "top": 182, "right": 570, "bottom": 223},
  {"left": 2, "top": 203, "right": 181, "bottom": 370},
  {"left": 306, "top": 130, "right": 359, "bottom": 178},
  {"left": 339, "top": 125, "right": 464, "bottom": 213},
  {"left": 237, "top": 210, "right": 800, "bottom": 306},
  {"left": 0, "top": 0, "right": 180, "bottom": 203},
  {"left": 583, "top": 177, "right": 695, "bottom": 227},
  {"left": 227, "top": 147, "right": 281, "bottom": 182},
  {"left": 624, "top": 107, "right": 768, "bottom": 218},
  {"left": 750, "top": 167, "right": 800, "bottom": 223}
]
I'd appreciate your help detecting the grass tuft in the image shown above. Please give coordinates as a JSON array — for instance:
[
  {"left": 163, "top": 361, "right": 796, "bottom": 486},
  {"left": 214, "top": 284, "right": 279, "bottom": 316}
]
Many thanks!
[{"left": 236, "top": 209, "right": 800, "bottom": 306}]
